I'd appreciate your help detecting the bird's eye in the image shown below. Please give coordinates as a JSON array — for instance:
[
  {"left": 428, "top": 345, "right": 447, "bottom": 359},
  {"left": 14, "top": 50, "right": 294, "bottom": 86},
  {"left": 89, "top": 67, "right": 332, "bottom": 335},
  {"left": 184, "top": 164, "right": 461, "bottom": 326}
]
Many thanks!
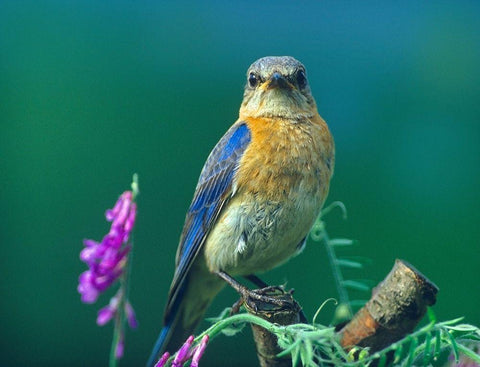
[
  {"left": 248, "top": 72, "right": 258, "bottom": 88},
  {"left": 296, "top": 70, "right": 307, "bottom": 89}
]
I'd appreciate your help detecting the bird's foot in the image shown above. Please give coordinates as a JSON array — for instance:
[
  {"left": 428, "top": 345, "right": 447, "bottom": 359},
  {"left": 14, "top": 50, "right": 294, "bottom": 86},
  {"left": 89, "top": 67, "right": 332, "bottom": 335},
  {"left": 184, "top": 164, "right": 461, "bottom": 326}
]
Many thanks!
[
  {"left": 216, "top": 271, "right": 299, "bottom": 315},
  {"left": 229, "top": 285, "right": 292, "bottom": 314},
  {"left": 241, "top": 285, "right": 296, "bottom": 313}
]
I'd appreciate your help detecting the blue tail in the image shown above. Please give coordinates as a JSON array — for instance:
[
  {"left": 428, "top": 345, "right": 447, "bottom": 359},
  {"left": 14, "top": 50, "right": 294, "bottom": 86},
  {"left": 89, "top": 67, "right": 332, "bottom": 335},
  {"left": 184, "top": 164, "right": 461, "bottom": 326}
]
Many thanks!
[
  {"left": 147, "top": 324, "right": 172, "bottom": 367},
  {"left": 146, "top": 298, "right": 203, "bottom": 367},
  {"left": 147, "top": 265, "right": 225, "bottom": 366}
]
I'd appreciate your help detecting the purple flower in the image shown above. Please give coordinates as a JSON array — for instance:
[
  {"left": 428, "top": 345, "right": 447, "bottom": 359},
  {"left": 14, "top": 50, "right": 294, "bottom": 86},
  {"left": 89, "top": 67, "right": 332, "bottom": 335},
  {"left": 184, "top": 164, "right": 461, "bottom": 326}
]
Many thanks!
[
  {"left": 173, "top": 335, "right": 195, "bottom": 367},
  {"left": 155, "top": 335, "right": 209, "bottom": 367},
  {"left": 78, "top": 186, "right": 138, "bottom": 361},
  {"left": 154, "top": 353, "right": 170, "bottom": 367},
  {"left": 77, "top": 269, "right": 100, "bottom": 303},
  {"left": 191, "top": 335, "right": 209, "bottom": 367},
  {"left": 95, "top": 293, "right": 138, "bottom": 329},
  {"left": 96, "top": 292, "right": 119, "bottom": 326},
  {"left": 115, "top": 332, "right": 125, "bottom": 359},
  {"left": 78, "top": 191, "right": 136, "bottom": 303},
  {"left": 125, "top": 300, "right": 138, "bottom": 329}
]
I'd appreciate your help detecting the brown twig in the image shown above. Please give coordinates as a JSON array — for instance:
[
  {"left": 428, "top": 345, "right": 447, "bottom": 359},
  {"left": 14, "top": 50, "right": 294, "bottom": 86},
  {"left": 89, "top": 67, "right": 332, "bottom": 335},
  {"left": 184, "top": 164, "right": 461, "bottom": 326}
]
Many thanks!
[
  {"left": 240, "top": 259, "right": 438, "bottom": 366},
  {"left": 338, "top": 259, "right": 439, "bottom": 359}
]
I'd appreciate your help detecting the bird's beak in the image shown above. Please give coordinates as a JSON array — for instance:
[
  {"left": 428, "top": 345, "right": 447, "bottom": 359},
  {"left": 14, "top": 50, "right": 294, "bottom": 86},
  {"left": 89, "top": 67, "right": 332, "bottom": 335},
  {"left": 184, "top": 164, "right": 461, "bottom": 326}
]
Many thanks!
[{"left": 267, "top": 72, "right": 290, "bottom": 90}]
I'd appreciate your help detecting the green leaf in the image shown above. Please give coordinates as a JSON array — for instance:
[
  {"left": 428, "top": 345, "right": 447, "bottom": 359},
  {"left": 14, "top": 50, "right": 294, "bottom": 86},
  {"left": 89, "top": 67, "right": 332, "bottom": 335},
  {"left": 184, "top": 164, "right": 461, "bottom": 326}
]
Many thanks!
[
  {"left": 290, "top": 341, "right": 301, "bottom": 367},
  {"left": 277, "top": 338, "right": 301, "bottom": 358},
  {"left": 444, "top": 324, "right": 479, "bottom": 332},
  {"left": 440, "top": 317, "right": 465, "bottom": 326},
  {"left": 329, "top": 238, "right": 355, "bottom": 247},
  {"left": 290, "top": 351, "right": 299, "bottom": 366},
  {"left": 393, "top": 343, "right": 403, "bottom": 364},
  {"left": 460, "top": 334, "right": 480, "bottom": 341},
  {"left": 277, "top": 329, "right": 296, "bottom": 348},
  {"left": 299, "top": 339, "right": 314, "bottom": 367},
  {"left": 446, "top": 330, "right": 460, "bottom": 363},
  {"left": 423, "top": 332, "right": 432, "bottom": 364},
  {"left": 406, "top": 337, "right": 418, "bottom": 367},
  {"left": 336, "top": 259, "right": 363, "bottom": 269},
  {"left": 358, "top": 347, "right": 370, "bottom": 361},
  {"left": 346, "top": 347, "right": 359, "bottom": 362},
  {"left": 341, "top": 280, "right": 370, "bottom": 292},
  {"left": 330, "top": 339, "right": 350, "bottom": 361},
  {"left": 427, "top": 307, "right": 437, "bottom": 323},
  {"left": 220, "top": 322, "right": 245, "bottom": 337},
  {"left": 376, "top": 352, "right": 387, "bottom": 367},
  {"left": 433, "top": 329, "right": 442, "bottom": 360},
  {"left": 206, "top": 307, "right": 232, "bottom": 323}
]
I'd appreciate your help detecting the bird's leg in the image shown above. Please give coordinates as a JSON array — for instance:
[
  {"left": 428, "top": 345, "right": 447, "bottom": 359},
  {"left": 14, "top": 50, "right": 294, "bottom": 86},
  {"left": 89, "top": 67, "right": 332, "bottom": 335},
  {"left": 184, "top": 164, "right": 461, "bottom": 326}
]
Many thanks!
[
  {"left": 217, "top": 271, "right": 252, "bottom": 314},
  {"left": 216, "top": 270, "right": 249, "bottom": 294},
  {"left": 216, "top": 271, "right": 295, "bottom": 313},
  {"left": 227, "top": 273, "right": 279, "bottom": 314}
]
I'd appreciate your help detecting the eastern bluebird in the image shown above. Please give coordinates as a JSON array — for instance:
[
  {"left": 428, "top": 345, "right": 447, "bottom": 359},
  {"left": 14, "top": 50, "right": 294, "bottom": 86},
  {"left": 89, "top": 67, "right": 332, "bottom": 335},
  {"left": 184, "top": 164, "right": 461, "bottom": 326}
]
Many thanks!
[{"left": 148, "top": 56, "right": 335, "bottom": 365}]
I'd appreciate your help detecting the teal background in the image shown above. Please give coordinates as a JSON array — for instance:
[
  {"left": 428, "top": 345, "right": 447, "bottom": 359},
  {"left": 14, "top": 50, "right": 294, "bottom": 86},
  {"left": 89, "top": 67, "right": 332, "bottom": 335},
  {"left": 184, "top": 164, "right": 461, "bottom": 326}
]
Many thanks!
[{"left": 1, "top": 1, "right": 479, "bottom": 366}]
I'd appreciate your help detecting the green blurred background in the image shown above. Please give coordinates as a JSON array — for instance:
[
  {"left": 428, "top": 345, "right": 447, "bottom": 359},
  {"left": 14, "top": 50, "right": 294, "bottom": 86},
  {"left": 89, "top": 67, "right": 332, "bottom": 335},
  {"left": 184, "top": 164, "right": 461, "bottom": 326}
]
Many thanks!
[{"left": 1, "top": 1, "right": 479, "bottom": 366}]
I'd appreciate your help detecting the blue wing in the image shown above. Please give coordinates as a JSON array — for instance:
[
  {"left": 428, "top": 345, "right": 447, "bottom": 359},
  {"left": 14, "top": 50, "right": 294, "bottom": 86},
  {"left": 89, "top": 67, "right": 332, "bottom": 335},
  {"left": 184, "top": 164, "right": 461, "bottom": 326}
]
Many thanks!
[{"left": 163, "top": 122, "right": 251, "bottom": 323}]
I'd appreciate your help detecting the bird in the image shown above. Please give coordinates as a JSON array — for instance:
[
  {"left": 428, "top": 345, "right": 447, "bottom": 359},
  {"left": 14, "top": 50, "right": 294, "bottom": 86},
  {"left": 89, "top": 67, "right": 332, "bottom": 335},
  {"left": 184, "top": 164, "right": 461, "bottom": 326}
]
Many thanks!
[{"left": 148, "top": 56, "right": 335, "bottom": 366}]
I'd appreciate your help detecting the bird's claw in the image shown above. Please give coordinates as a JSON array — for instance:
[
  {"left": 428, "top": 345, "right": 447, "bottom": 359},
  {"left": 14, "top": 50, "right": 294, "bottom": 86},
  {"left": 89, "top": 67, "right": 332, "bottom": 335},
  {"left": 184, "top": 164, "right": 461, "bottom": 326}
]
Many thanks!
[
  {"left": 251, "top": 285, "right": 286, "bottom": 295},
  {"left": 242, "top": 285, "right": 298, "bottom": 312},
  {"left": 230, "top": 298, "right": 244, "bottom": 315}
]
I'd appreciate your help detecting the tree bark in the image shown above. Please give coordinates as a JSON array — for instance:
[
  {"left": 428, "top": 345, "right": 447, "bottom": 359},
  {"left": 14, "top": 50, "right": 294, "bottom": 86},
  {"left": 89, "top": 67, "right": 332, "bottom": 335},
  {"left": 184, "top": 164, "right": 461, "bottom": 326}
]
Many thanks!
[{"left": 337, "top": 259, "right": 439, "bottom": 353}]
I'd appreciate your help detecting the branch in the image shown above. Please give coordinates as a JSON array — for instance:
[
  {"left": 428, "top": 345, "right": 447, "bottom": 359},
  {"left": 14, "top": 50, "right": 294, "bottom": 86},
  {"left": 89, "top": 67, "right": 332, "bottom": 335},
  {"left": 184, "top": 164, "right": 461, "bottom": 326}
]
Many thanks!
[
  {"left": 338, "top": 259, "right": 439, "bottom": 354},
  {"left": 243, "top": 288, "right": 302, "bottom": 367}
]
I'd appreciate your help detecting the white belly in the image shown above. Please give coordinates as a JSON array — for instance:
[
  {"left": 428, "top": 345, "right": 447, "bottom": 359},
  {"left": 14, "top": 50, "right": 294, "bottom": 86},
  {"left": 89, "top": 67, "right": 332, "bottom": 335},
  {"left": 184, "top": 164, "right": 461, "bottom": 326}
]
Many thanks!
[{"left": 203, "top": 188, "right": 322, "bottom": 276}]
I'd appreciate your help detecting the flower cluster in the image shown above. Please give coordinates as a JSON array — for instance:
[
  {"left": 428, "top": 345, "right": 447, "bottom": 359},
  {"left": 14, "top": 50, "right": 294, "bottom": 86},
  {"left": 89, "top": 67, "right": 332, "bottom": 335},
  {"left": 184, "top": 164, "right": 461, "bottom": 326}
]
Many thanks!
[
  {"left": 78, "top": 191, "right": 137, "bottom": 304},
  {"left": 78, "top": 189, "right": 138, "bottom": 359},
  {"left": 155, "top": 335, "right": 209, "bottom": 367}
]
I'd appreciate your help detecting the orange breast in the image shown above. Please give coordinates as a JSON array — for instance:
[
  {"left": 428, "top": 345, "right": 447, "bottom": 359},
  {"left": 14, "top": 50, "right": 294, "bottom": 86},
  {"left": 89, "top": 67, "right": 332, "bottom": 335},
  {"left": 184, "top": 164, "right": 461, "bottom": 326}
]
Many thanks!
[{"left": 236, "top": 115, "right": 334, "bottom": 202}]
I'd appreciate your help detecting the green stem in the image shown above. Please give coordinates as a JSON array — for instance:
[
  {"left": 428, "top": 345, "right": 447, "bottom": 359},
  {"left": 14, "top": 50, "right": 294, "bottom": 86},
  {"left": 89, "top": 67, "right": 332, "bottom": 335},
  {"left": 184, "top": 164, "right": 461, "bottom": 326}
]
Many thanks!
[
  {"left": 322, "top": 229, "right": 352, "bottom": 318},
  {"left": 109, "top": 295, "right": 122, "bottom": 367},
  {"left": 110, "top": 240, "right": 135, "bottom": 366},
  {"left": 198, "top": 313, "right": 280, "bottom": 340}
]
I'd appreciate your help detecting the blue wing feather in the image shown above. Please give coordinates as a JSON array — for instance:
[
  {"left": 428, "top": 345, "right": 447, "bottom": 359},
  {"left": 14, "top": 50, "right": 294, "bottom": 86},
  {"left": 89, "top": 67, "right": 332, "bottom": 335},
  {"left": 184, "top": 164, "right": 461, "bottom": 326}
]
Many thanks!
[{"left": 164, "top": 122, "right": 251, "bottom": 322}]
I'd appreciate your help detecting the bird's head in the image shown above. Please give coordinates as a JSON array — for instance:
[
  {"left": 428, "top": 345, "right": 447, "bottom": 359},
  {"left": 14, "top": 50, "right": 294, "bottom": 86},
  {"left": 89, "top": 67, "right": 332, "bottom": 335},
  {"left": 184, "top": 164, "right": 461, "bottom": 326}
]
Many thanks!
[{"left": 239, "top": 56, "right": 317, "bottom": 120}]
